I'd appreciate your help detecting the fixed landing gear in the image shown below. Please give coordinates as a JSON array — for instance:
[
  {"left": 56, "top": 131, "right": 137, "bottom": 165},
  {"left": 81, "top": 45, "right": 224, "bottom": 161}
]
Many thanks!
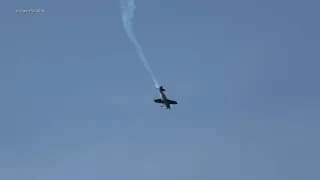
[{"left": 160, "top": 105, "right": 170, "bottom": 110}]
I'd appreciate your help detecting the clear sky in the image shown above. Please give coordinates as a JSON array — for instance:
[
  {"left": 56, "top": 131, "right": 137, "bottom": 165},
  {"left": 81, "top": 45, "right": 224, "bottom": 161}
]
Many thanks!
[{"left": 1, "top": 0, "right": 319, "bottom": 179}]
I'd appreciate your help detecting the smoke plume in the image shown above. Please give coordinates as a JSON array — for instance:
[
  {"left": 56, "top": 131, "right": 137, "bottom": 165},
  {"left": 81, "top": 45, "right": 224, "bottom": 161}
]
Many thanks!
[{"left": 120, "top": 0, "right": 160, "bottom": 88}]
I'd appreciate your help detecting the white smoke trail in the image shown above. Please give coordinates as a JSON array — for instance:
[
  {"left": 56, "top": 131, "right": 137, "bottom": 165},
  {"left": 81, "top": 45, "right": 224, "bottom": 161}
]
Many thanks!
[{"left": 120, "top": 0, "right": 160, "bottom": 88}]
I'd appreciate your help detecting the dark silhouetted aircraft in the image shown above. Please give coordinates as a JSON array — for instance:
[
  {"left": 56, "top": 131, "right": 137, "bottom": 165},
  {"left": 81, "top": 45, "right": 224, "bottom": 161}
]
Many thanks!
[{"left": 154, "top": 86, "right": 178, "bottom": 110}]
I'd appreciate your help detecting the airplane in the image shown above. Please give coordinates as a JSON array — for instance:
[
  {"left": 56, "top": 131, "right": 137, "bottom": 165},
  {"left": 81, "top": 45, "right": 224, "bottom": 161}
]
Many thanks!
[{"left": 153, "top": 86, "right": 178, "bottom": 110}]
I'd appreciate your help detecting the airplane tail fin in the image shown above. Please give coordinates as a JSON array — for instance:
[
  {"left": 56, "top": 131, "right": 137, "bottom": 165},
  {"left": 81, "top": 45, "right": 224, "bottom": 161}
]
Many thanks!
[{"left": 159, "top": 86, "right": 165, "bottom": 91}]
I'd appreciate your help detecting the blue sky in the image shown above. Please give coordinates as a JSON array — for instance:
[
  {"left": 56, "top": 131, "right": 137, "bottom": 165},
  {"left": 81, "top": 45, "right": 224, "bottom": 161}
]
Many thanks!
[{"left": 1, "top": 0, "right": 319, "bottom": 179}]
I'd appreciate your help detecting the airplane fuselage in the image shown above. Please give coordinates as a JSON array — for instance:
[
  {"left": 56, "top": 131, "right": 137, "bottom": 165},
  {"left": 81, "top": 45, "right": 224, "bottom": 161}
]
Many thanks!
[{"left": 159, "top": 91, "right": 171, "bottom": 109}]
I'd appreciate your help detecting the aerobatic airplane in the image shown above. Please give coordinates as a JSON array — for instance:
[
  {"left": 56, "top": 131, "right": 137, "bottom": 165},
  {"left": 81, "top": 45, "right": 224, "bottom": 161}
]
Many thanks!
[{"left": 154, "top": 86, "right": 178, "bottom": 110}]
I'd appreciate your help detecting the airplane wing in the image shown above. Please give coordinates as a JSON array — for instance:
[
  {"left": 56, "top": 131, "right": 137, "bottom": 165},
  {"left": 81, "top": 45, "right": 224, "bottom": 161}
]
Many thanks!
[
  {"left": 167, "top": 99, "right": 178, "bottom": 104},
  {"left": 154, "top": 99, "right": 164, "bottom": 103}
]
